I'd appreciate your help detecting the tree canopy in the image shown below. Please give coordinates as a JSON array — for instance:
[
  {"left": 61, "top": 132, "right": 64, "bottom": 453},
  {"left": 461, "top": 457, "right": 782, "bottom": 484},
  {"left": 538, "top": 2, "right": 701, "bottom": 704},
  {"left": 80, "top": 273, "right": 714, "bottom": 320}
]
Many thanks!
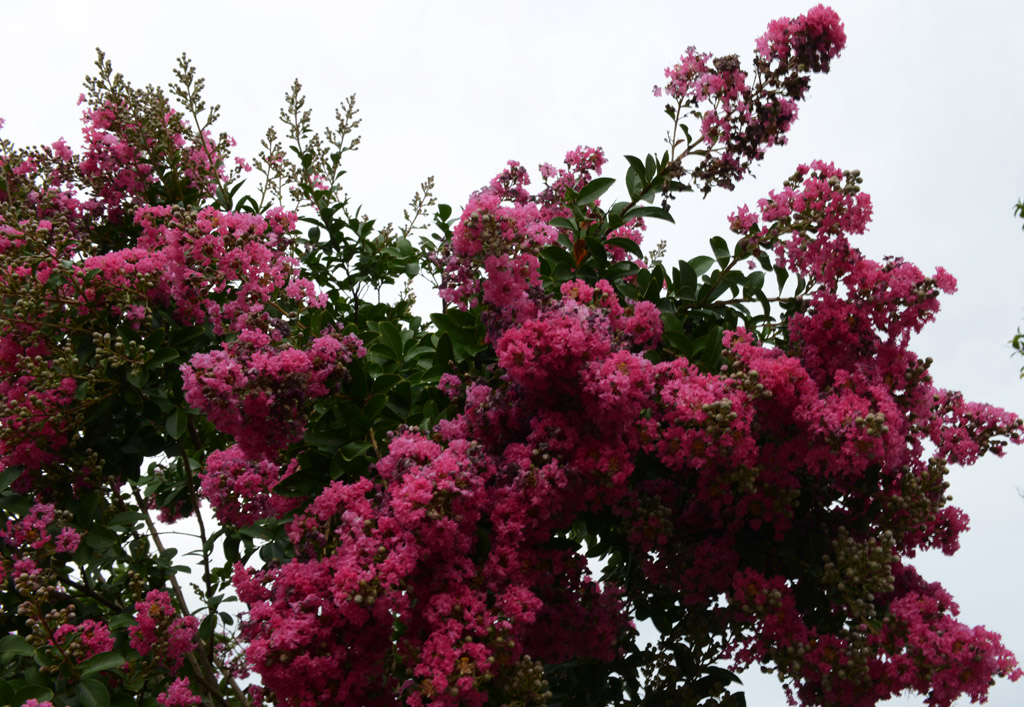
[{"left": 0, "top": 6, "right": 1021, "bottom": 707}]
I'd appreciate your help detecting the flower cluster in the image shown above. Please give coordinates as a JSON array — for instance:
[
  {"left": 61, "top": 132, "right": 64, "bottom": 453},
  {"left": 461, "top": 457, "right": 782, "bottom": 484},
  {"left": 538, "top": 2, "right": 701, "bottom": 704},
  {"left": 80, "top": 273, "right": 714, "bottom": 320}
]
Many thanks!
[
  {"left": 50, "top": 618, "right": 115, "bottom": 661},
  {"left": 439, "top": 189, "right": 557, "bottom": 323},
  {"left": 80, "top": 204, "right": 321, "bottom": 334},
  {"left": 182, "top": 328, "right": 363, "bottom": 457},
  {"left": 238, "top": 131, "right": 1022, "bottom": 704},
  {"left": 200, "top": 445, "right": 301, "bottom": 526},
  {"left": 128, "top": 590, "right": 199, "bottom": 673},
  {"left": 157, "top": 678, "right": 203, "bottom": 707},
  {"left": 1, "top": 502, "right": 79, "bottom": 554},
  {"left": 656, "top": 6, "right": 846, "bottom": 193}
]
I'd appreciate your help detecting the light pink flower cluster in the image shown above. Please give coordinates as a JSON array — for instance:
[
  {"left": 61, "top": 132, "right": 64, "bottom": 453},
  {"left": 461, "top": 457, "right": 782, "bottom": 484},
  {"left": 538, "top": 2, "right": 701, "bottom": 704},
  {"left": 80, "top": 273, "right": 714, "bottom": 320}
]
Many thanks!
[
  {"left": 0, "top": 360, "right": 77, "bottom": 478},
  {"left": 756, "top": 3, "right": 847, "bottom": 73},
  {"left": 535, "top": 145, "right": 608, "bottom": 220},
  {"left": 77, "top": 101, "right": 155, "bottom": 217},
  {"left": 182, "top": 329, "right": 363, "bottom": 457},
  {"left": 438, "top": 188, "right": 557, "bottom": 323},
  {"left": 236, "top": 421, "right": 627, "bottom": 705},
  {"left": 80, "top": 204, "right": 321, "bottom": 334},
  {"left": 77, "top": 100, "right": 228, "bottom": 223},
  {"left": 438, "top": 147, "right": 651, "bottom": 335},
  {"left": 128, "top": 590, "right": 199, "bottom": 673}
]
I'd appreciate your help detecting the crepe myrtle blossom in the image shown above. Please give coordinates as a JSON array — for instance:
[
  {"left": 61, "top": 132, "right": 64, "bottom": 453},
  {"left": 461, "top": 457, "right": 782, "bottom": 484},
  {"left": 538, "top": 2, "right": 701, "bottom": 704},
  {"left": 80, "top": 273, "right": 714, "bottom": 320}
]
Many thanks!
[{"left": 0, "top": 6, "right": 1020, "bottom": 707}]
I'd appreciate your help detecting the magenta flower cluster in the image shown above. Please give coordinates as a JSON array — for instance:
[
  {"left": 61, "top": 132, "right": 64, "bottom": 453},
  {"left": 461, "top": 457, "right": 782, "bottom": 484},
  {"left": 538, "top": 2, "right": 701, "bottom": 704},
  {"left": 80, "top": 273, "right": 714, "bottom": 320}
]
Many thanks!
[
  {"left": 182, "top": 328, "right": 364, "bottom": 458},
  {"left": 655, "top": 5, "right": 848, "bottom": 193},
  {"left": 0, "top": 7, "right": 1020, "bottom": 707},
  {"left": 128, "top": 589, "right": 199, "bottom": 673},
  {"left": 232, "top": 138, "right": 1022, "bottom": 704}
]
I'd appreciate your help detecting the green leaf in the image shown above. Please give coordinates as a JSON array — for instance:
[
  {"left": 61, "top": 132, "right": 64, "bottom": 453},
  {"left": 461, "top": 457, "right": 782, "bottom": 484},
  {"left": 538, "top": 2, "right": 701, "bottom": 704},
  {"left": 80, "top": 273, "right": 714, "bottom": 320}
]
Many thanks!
[
  {"left": 79, "top": 651, "right": 125, "bottom": 677},
  {"left": 364, "top": 393, "right": 389, "bottom": 421},
  {"left": 372, "top": 374, "right": 402, "bottom": 396},
  {"left": 14, "top": 685, "right": 54, "bottom": 705},
  {"left": 644, "top": 153, "right": 658, "bottom": 181},
  {"left": 583, "top": 236, "right": 607, "bottom": 266},
  {"left": 689, "top": 255, "right": 715, "bottom": 278},
  {"left": 0, "top": 467, "right": 22, "bottom": 494},
  {"left": 673, "top": 261, "right": 697, "bottom": 301},
  {"left": 576, "top": 177, "right": 615, "bottom": 206},
  {"left": 743, "top": 271, "right": 765, "bottom": 298},
  {"left": 549, "top": 216, "right": 575, "bottom": 230},
  {"left": 108, "top": 511, "right": 145, "bottom": 527},
  {"left": 643, "top": 264, "right": 666, "bottom": 301},
  {"left": 342, "top": 441, "right": 373, "bottom": 461},
  {"left": 605, "top": 261, "right": 640, "bottom": 282},
  {"left": 605, "top": 237, "right": 644, "bottom": 259},
  {"left": 166, "top": 408, "right": 188, "bottom": 441},
  {"left": 304, "top": 430, "right": 342, "bottom": 453},
  {"left": 147, "top": 347, "right": 180, "bottom": 368},
  {"left": 774, "top": 265, "right": 789, "bottom": 291},
  {"left": 624, "top": 206, "right": 674, "bottom": 223},
  {"left": 76, "top": 677, "right": 111, "bottom": 707},
  {"left": 108, "top": 614, "right": 134, "bottom": 630},
  {"left": 431, "top": 313, "right": 477, "bottom": 348},
  {"left": 377, "top": 321, "right": 405, "bottom": 358},
  {"left": 625, "top": 168, "right": 643, "bottom": 201},
  {"left": 710, "top": 236, "right": 731, "bottom": 266},
  {"left": 624, "top": 155, "right": 645, "bottom": 175},
  {"left": 541, "top": 244, "right": 577, "bottom": 270},
  {"left": 126, "top": 367, "right": 150, "bottom": 388},
  {"left": 433, "top": 331, "right": 454, "bottom": 369},
  {"left": 0, "top": 634, "right": 33, "bottom": 658},
  {"left": 702, "top": 325, "right": 725, "bottom": 369},
  {"left": 113, "top": 694, "right": 140, "bottom": 707},
  {"left": 224, "top": 534, "right": 240, "bottom": 564}
]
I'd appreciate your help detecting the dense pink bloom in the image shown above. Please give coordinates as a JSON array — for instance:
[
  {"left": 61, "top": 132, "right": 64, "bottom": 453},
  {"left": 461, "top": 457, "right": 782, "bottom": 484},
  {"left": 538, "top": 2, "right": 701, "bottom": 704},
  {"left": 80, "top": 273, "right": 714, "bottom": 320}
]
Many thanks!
[
  {"left": 3, "top": 8, "right": 1021, "bottom": 707},
  {"left": 80, "top": 205, "right": 321, "bottom": 335},
  {"left": 157, "top": 678, "right": 202, "bottom": 707},
  {"left": 756, "top": 4, "right": 847, "bottom": 72},
  {"left": 200, "top": 445, "right": 300, "bottom": 526},
  {"left": 51, "top": 619, "right": 115, "bottom": 659},
  {"left": 182, "top": 331, "right": 363, "bottom": 456},
  {"left": 129, "top": 590, "right": 198, "bottom": 672}
]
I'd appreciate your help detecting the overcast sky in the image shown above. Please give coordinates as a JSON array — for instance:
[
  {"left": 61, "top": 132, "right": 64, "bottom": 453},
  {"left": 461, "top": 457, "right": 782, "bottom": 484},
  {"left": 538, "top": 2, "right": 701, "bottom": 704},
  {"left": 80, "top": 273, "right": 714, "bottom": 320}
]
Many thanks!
[{"left": 4, "top": 1, "right": 1024, "bottom": 704}]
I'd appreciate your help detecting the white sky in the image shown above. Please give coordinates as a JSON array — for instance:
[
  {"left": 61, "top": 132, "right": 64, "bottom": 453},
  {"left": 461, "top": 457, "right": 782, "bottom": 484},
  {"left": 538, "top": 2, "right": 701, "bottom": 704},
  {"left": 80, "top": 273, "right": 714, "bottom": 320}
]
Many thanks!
[{"left": 4, "top": 1, "right": 1024, "bottom": 704}]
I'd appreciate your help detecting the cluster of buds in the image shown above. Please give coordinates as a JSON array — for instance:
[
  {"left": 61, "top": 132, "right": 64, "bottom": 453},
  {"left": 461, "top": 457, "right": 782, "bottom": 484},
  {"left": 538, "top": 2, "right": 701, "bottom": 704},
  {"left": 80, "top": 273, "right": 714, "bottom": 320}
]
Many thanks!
[
  {"left": 15, "top": 567, "right": 76, "bottom": 677},
  {"left": 820, "top": 525, "right": 896, "bottom": 621},
  {"left": 497, "top": 654, "right": 552, "bottom": 706}
]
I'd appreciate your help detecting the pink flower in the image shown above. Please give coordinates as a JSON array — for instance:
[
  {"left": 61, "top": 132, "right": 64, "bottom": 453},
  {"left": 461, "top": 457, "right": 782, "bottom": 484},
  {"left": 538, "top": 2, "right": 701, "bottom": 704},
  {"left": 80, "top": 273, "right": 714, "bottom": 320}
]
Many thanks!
[
  {"left": 129, "top": 590, "right": 198, "bottom": 672},
  {"left": 157, "top": 678, "right": 202, "bottom": 707}
]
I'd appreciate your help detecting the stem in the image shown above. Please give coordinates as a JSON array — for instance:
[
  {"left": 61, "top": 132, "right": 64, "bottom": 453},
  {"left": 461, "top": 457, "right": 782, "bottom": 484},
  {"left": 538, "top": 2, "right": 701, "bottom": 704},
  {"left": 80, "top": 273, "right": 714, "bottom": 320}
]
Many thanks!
[
  {"left": 37, "top": 609, "right": 82, "bottom": 682},
  {"left": 62, "top": 573, "right": 123, "bottom": 613},
  {"left": 369, "top": 427, "right": 381, "bottom": 459},
  {"left": 177, "top": 435, "right": 215, "bottom": 663},
  {"left": 132, "top": 486, "right": 191, "bottom": 618},
  {"left": 132, "top": 485, "right": 230, "bottom": 706}
]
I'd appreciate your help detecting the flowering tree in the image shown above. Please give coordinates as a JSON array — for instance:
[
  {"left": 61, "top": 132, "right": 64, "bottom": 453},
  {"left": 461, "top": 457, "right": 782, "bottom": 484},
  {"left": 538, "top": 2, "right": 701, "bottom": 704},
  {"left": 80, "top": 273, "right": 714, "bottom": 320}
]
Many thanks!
[{"left": 1, "top": 6, "right": 1021, "bottom": 707}]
